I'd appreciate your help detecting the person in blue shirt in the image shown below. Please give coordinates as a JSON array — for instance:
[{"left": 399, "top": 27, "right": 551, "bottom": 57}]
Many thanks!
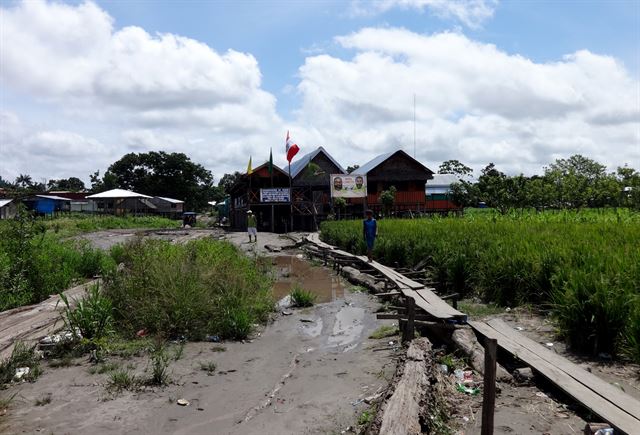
[{"left": 362, "top": 209, "right": 377, "bottom": 263}]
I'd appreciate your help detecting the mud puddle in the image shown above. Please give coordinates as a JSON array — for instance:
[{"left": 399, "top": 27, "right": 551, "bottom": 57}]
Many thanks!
[{"left": 272, "top": 255, "right": 344, "bottom": 303}]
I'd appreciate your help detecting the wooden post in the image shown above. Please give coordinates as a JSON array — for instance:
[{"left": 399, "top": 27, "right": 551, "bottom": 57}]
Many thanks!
[
  {"left": 481, "top": 337, "right": 498, "bottom": 435},
  {"left": 402, "top": 297, "right": 415, "bottom": 343}
]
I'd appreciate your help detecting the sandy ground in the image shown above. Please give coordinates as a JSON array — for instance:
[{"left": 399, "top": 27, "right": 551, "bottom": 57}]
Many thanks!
[{"left": 1, "top": 231, "right": 397, "bottom": 435}]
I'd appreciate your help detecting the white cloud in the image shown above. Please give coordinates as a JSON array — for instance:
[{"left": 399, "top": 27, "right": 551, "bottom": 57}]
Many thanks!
[
  {"left": 350, "top": 0, "right": 499, "bottom": 28},
  {"left": 295, "top": 28, "right": 640, "bottom": 175}
]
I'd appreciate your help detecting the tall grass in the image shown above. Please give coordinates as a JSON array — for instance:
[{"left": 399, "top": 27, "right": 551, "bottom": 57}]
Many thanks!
[
  {"left": 43, "top": 214, "right": 180, "bottom": 238},
  {"left": 104, "top": 238, "right": 274, "bottom": 340},
  {"left": 320, "top": 210, "right": 640, "bottom": 361}
]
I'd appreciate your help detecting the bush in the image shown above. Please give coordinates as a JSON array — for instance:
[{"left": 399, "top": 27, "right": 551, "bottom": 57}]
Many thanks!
[
  {"left": 104, "top": 238, "right": 274, "bottom": 340},
  {"left": 60, "top": 284, "right": 114, "bottom": 341},
  {"left": 0, "top": 342, "right": 41, "bottom": 386},
  {"left": 290, "top": 286, "right": 316, "bottom": 307}
]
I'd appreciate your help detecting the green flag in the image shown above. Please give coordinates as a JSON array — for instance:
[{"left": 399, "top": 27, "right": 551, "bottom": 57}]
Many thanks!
[{"left": 268, "top": 148, "right": 273, "bottom": 175}]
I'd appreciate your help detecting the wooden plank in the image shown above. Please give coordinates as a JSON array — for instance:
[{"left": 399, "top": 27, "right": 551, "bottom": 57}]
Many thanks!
[
  {"left": 414, "top": 288, "right": 466, "bottom": 319},
  {"left": 486, "top": 318, "right": 640, "bottom": 421},
  {"left": 469, "top": 320, "right": 640, "bottom": 435}
]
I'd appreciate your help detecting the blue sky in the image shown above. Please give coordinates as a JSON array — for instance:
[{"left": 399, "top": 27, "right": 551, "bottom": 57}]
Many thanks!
[
  {"left": 91, "top": 0, "right": 640, "bottom": 117},
  {"left": 1, "top": 0, "right": 639, "bottom": 181}
]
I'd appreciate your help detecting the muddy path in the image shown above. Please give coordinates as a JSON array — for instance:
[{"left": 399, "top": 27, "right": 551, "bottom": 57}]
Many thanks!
[{"left": 2, "top": 231, "right": 397, "bottom": 435}]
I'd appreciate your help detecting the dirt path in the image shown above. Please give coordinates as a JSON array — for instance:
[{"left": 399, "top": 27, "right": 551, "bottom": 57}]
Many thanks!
[{"left": 2, "top": 231, "right": 397, "bottom": 435}]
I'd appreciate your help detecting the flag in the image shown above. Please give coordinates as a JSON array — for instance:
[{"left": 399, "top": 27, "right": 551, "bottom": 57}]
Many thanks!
[
  {"left": 268, "top": 148, "right": 273, "bottom": 175},
  {"left": 285, "top": 130, "right": 300, "bottom": 163},
  {"left": 247, "top": 156, "right": 253, "bottom": 175}
]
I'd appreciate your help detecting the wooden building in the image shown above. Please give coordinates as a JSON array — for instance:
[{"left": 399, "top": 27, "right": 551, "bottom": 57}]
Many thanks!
[
  {"left": 229, "top": 162, "right": 292, "bottom": 233},
  {"left": 0, "top": 199, "right": 18, "bottom": 220},
  {"left": 352, "top": 150, "right": 434, "bottom": 215},
  {"left": 151, "top": 196, "right": 184, "bottom": 217},
  {"left": 290, "top": 147, "right": 347, "bottom": 230},
  {"left": 425, "top": 174, "right": 463, "bottom": 213}
]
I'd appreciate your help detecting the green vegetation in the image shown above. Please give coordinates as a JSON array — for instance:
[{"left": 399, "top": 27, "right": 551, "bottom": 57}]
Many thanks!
[
  {"left": 107, "top": 369, "right": 138, "bottom": 393},
  {"left": 457, "top": 300, "right": 504, "bottom": 318},
  {"left": 34, "top": 394, "right": 52, "bottom": 406},
  {"left": 369, "top": 325, "right": 399, "bottom": 339},
  {"left": 357, "top": 409, "right": 374, "bottom": 425},
  {"left": 289, "top": 285, "right": 316, "bottom": 307},
  {"left": 43, "top": 214, "right": 179, "bottom": 238},
  {"left": 104, "top": 238, "right": 274, "bottom": 340},
  {"left": 199, "top": 361, "right": 217, "bottom": 375},
  {"left": 0, "top": 342, "right": 42, "bottom": 386},
  {"left": 321, "top": 210, "right": 640, "bottom": 361},
  {"left": 148, "top": 344, "right": 170, "bottom": 386},
  {"left": 61, "top": 284, "right": 114, "bottom": 342}
]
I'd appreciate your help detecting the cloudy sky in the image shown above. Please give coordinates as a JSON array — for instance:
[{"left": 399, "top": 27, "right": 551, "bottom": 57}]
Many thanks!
[{"left": 1, "top": 0, "right": 639, "bottom": 184}]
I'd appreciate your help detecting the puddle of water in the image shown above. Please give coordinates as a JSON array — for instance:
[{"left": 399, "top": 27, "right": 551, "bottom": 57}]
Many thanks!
[
  {"left": 272, "top": 256, "right": 344, "bottom": 303},
  {"left": 328, "top": 306, "right": 365, "bottom": 348}
]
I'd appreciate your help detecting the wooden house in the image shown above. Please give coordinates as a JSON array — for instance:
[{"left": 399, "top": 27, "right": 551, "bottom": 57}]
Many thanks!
[
  {"left": 352, "top": 150, "right": 434, "bottom": 215},
  {"left": 290, "top": 147, "right": 347, "bottom": 230},
  {"left": 229, "top": 162, "right": 292, "bottom": 233},
  {"left": 0, "top": 199, "right": 18, "bottom": 220},
  {"left": 151, "top": 196, "right": 184, "bottom": 218},
  {"left": 425, "top": 174, "right": 463, "bottom": 213}
]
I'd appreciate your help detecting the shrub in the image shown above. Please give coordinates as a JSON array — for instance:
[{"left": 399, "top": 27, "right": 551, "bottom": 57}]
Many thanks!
[
  {"left": 60, "top": 284, "right": 114, "bottom": 342},
  {"left": 0, "top": 342, "right": 41, "bottom": 386},
  {"left": 104, "top": 238, "right": 274, "bottom": 340},
  {"left": 290, "top": 286, "right": 316, "bottom": 307}
]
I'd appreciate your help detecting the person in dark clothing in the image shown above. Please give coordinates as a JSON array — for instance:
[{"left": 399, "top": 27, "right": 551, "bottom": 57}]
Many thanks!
[{"left": 362, "top": 209, "right": 377, "bottom": 262}]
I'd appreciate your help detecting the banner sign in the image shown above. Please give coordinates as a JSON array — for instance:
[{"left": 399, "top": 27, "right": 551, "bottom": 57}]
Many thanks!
[
  {"left": 260, "top": 188, "right": 291, "bottom": 203},
  {"left": 330, "top": 174, "right": 367, "bottom": 198}
]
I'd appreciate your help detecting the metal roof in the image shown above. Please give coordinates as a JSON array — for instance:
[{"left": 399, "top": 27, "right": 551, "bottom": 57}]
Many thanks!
[
  {"left": 351, "top": 151, "right": 394, "bottom": 175},
  {"left": 0, "top": 199, "right": 13, "bottom": 208},
  {"left": 35, "top": 195, "right": 72, "bottom": 201},
  {"left": 289, "top": 146, "right": 347, "bottom": 178},
  {"left": 86, "top": 189, "right": 152, "bottom": 199},
  {"left": 427, "top": 174, "right": 461, "bottom": 187},
  {"left": 154, "top": 196, "right": 184, "bottom": 204}
]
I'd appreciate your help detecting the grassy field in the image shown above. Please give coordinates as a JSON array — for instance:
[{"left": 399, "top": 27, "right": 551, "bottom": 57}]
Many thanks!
[
  {"left": 320, "top": 209, "right": 640, "bottom": 361},
  {"left": 0, "top": 213, "right": 179, "bottom": 311}
]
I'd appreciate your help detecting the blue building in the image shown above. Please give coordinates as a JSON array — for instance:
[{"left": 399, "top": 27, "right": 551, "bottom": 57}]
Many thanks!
[{"left": 23, "top": 195, "right": 71, "bottom": 216}]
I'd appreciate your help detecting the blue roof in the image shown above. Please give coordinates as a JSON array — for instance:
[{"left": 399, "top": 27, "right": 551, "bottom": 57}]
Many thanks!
[{"left": 289, "top": 147, "right": 347, "bottom": 178}]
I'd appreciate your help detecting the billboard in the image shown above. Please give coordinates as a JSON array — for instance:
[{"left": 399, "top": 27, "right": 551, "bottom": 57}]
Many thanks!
[
  {"left": 260, "top": 188, "right": 290, "bottom": 203},
  {"left": 330, "top": 174, "right": 367, "bottom": 198}
]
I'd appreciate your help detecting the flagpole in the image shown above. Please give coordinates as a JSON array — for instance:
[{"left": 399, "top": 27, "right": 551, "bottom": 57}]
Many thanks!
[
  {"left": 289, "top": 160, "right": 293, "bottom": 233},
  {"left": 270, "top": 149, "right": 274, "bottom": 233}
]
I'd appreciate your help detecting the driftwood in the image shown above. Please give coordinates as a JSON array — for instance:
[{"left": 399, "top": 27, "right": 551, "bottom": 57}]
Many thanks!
[
  {"left": 341, "top": 266, "right": 387, "bottom": 293},
  {"left": 451, "top": 327, "right": 512, "bottom": 382},
  {"left": 373, "top": 338, "right": 433, "bottom": 435}
]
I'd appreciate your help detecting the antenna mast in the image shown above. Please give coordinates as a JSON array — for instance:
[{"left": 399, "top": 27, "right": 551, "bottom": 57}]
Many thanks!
[{"left": 413, "top": 93, "right": 416, "bottom": 158}]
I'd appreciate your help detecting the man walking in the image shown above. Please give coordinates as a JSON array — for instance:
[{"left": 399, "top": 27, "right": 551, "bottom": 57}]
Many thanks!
[
  {"left": 247, "top": 210, "right": 257, "bottom": 243},
  {"left": 363, "top": 209, "right": 377, "bottom": 262}
]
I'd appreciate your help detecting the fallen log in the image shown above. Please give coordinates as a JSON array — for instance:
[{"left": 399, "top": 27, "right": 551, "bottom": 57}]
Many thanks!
[
  {"left": 372, "top": 338, "right": 433, "bottom": 435},
  {"left": 452, "top": 327, "right": 512, "bottom": 382},
  {"left": 341, "top": 266, "right": 387, "bottom": 293}
]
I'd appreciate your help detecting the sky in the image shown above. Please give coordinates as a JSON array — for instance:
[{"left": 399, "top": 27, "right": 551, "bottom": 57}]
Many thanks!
[{"left": 1, "top": 0, "right": 639, "bottom": 185}]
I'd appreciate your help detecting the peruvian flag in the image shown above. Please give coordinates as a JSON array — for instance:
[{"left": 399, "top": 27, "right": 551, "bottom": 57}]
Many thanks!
[{"left": 285, "top": 130, "right": 300, "bottom": 162}]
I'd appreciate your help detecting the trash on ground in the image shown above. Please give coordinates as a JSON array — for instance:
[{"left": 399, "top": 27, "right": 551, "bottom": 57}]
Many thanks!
[
  {"left": 206, "top": 335, "right": 221, "bottom": 342},
  {"left": 535, "top": 392, "right": 548, "bottom": 399},
  {"left": 177, "top": 399, "right": 190, "bottom": 406},
  {"left": 136, "top": 329, "right": 147, "bottom": 337},
  {"left": 545, "top": 342, "right": 554, "bottom": 347},
  {"left": 515, "top": 326, "right": 524, "bottom": 331},
  {"left": 350, "top": 398, "right": 364, "bottom": 406},
  {"left": 456, "top": 383, "right": 480, "bottom": 395},
  {"left": 300, "top": 319, "right": 314, "bottom": 323},
  {"left": 281, "top": 310, "right": 293, "bottom": 316},
  {"left": 14, "top": 367, "right": 30, "bottom": 381},
  {"left": 439, "top": 364, "right": 449, "bottom": 374}
]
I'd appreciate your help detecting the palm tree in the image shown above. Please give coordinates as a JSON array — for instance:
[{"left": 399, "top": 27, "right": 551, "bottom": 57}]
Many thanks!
[{"left": 15, "top": 174, "right": 33, "bottom": 188}]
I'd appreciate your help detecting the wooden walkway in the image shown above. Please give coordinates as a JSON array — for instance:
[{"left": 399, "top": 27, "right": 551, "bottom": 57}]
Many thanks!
[{"left": 306, "top": 233, "right": 640, "bottom": 435}]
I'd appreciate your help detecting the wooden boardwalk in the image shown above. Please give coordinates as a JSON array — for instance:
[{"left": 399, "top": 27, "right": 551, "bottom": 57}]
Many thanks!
[{"left": 306, "top": 232, "right": 640, "bottom": 435}]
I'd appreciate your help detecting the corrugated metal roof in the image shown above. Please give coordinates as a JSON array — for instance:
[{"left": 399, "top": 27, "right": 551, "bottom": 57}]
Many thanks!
[
  {"left": 0, "top": 199, "right": 13, "bottom": 208},
  {"left": 289, "top": 146, "right": 347, "bottom": 178},
  {"left": 351, "top": 151, "right": 394, "bottom": 175},
  {"left": 155, "top": 196, "right": 184, "bottom": 204},
  {"left": 86, "top": 189, "right": 152, "bottom": 199},
  {"left": 427, "top": 174, "right": 460, "bottom": 187},
  {"left": 36, "top": 195, "right": 72, "bottom": 201}
]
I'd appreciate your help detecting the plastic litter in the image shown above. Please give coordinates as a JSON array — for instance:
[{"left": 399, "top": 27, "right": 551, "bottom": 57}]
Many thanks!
[
  {"left": 545, "top": 342, "right": 554, "bottom": 347},
  {"left": 454, "top": 368, "right": 465, "bottom": 381},
  {"left": 516, "top": 326, "right": 524, "bottom": 331},
  {"left": 456, "top": 383, "right": 480, "bottom": 395},
  {"left": 206, "top": 335, "right": 221, "bottom": 343},
  {"left": 439, "top": 364, "right": 449, "bottom": 374},
  {"left": 14, "top": 367, "right": 30, "bottom": 381},
  {"left": 594, "top": 429, "right": 614, "bottom": 435},
  {"left": 177, "top": 399, "right": 190, "bottom": 406},
  {"left": 350, "top": 398, "right": 364, "bottom": 406}
]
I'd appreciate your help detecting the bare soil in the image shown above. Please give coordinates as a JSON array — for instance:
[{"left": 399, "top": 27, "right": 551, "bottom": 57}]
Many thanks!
[{"left": 1, "top": 231, "right": 397, "bottom": 435}]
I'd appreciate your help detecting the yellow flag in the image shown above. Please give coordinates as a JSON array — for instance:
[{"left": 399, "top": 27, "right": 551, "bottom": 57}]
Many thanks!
[{"left": 247, "top": 156, "right": 253, "bottom": 175}]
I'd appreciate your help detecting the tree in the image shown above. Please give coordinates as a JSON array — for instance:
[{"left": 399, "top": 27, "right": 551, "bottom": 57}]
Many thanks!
[
  {"left": 218, "top": 172, "right": 243, "bottom": 195},
  {"left": 544, "top": 154, "right": 607, "bottom": 209},
  {"left": 0, "top": 175, "right": 11, "bottom": 188},
  {"left": 333, "top": 197, "right": 346, "bottom": 219},
  {"left": 438, "top": 160, "right": 473, "bottom": 177},
  {"left": 47, "top": 177, "right": 86, "bottom": 192},
  {"left": 380, "top": 186, "right": 397, "bottom": 216},
  {"left": 346, "top": 165, "right": 360, "bottom": 174},
  {"left": 15, "top": 174, "right": 33, "bottom": 188},
  {"left": 92, "top": 152, "right": 216, "bottom": 211}
]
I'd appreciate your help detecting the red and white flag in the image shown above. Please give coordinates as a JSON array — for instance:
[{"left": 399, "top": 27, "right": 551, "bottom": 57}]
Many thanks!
[{"left": 285, "top": 130, "right": 300, "bottom": 163}]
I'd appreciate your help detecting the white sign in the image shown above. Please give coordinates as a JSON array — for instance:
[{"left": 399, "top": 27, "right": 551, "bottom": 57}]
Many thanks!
[
  {"left": 260, "top": 188, "right": 291, "bottom": 203},
  {"left": 330, "top": 174, "right": 367, "bottom": 198}
]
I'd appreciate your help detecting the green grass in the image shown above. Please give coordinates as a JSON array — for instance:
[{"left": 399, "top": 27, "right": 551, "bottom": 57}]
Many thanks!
[
  {"left": 458, "top": 300, "right": 504, "bottom": 318},
  {"left": 34, "top": 395, "right": 52, "bottom": 406},
  {"left": 321, "top": 209, "right": 640, "bottom": 361},
  {"left": 88, "top": 361, "right": 120, "bottom": 375},
  {"left": 358, "top": 409, "right": 374, "bottom": 425},
  {"left": 290, "top": 285, "right": 316, "bottom": 307},
  {"left": 199, "top": 361, "right": 217, "bottom": 375},
  {"left": 104, "top": 238, "right": 274, "bottom": 340},
  {"left": 107, "top": 369, "right": 138, "bottom": 393},
  {"left": 369, "top": 325, "right": 399, "bottom": 339},
  {"left": 0, "top": 342, "right": 42, "bottom": 386},
  {"left": 43, "top": 214, "right": 179, "bottom": 238}
]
